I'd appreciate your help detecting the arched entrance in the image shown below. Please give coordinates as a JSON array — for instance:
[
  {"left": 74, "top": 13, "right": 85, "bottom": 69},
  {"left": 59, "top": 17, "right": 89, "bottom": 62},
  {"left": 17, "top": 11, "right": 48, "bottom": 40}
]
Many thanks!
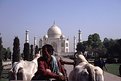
[{"left": 51, "top": 42, "right": 57, "bottom": 53}]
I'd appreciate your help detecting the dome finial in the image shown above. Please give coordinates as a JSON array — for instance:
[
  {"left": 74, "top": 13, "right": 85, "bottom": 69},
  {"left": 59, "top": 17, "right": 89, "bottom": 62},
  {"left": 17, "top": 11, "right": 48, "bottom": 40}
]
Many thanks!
[{"left": 53, "top": 20, "right": 56, "bottom": 25}]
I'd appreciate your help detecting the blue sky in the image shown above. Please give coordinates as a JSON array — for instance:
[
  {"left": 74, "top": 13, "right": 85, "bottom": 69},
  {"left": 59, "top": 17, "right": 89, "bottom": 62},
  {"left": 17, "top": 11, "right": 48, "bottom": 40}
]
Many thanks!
[{"left": 0, "top": 0, "right": 121, "bottom": 52}]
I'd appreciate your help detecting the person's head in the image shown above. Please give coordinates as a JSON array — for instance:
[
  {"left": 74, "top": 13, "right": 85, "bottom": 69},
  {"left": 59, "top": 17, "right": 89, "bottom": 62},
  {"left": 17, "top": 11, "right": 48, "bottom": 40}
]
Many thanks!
[{"left": 42, "top": 44, "right": 54, "bottom": 59}]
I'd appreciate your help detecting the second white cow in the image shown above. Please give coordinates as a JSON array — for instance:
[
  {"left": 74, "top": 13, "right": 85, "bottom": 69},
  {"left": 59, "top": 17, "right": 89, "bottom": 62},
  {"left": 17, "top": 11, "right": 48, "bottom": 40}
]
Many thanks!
[{"left": 69, "top": 54, "right": 104, "bottom": 81}]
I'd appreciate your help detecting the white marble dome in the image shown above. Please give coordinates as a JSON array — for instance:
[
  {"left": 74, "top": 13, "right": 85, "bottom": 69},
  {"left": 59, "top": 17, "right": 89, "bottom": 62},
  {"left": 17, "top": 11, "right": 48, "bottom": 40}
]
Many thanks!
[
  {"left": 48, "top": 24, "right": 62, "bottom": 38},
  {"left": 43, "top": 35, "right": 48, "bottom": 39}
]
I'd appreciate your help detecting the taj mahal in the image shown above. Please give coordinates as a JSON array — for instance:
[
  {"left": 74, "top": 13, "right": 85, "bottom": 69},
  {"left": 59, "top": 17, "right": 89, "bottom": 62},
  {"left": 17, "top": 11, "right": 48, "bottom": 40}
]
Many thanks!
[
  {"left": 25, "top": 22, "right": 82, "bottom": 55},
  {"left": 39, "top": 22, "right": 69, "bottom": 55}
]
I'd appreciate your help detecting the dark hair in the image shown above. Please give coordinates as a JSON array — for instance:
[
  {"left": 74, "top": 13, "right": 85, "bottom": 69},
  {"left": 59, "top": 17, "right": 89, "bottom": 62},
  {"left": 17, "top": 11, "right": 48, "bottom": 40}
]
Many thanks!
[{"left": 42, "top": 44, "right": 54, "bottom": 55}]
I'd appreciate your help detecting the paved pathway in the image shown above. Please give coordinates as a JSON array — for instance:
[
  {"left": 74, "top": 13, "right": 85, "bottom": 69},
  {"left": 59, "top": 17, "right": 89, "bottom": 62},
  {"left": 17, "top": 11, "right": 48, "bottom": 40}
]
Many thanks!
[
  {"left": 104, "top": 71, "right": 121, "bottom": 81},
  {"left": 2, "top": 58, "right": 121, "bottom": 81},
  {"left": 62, "top": 58, "right": 121, "bottom": 81}
]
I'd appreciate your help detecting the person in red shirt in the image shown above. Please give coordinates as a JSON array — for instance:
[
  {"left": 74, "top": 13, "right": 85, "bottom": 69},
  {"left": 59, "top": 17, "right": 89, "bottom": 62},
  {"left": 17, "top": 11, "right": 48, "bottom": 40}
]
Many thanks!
[{"left": 32, "top": 44, "right": 67, "bottom": 81}]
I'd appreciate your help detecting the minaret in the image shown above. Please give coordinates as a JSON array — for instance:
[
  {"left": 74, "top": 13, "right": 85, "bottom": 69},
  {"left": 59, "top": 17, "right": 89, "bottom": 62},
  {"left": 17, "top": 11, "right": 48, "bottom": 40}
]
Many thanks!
[
  {"left": 78, "top": 30, "right": 82, "bottom": 43},
  {"left": 33, "top": 36, "right": 37, "bottom": 54},
  {"left": 39, "top": 38, "right": 42, "bottom": 48},
  {"left": 34, "top": 36, "right": 37, "bottom": 47},
  {"left": 73, "top": 36, "right": 76, "bottom": 52},
  {"left": 52, "top": 21, "right": 56, "bottom": 27},
  {"left": 25, "top": 30, "right": 29, "bottom": 43}
]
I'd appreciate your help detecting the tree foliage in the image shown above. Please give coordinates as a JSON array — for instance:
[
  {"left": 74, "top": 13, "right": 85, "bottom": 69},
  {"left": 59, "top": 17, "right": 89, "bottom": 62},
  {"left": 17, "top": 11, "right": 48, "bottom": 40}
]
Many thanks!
[
  {"left": 30, "top": 45, "right": 33, "bottom": 61},
  {"left": 6, "top": 47, "right": 11, "bottom": 60},
  {"left": 23, "top": 43, "right": 30, "bottom": 61},
  {"left": 117, "top": 39, "right": 121, "bottom": 62},
  {"left": 12, "top": 37, "right": 20, "bottom": 64},
  {"left": 88, "top": 33, "right": 102, "bottom": 49},
  {"left": 0, "top": 47, "right": 11, "bottom": 61},
  {"left": 76, "top": 42, "right": 86, "bottom": 53},
  {"left": 0, "top": 36, "right": 3, "bottom": 78},
  {"left": 35, "top": 45, "right": 39, "bottom": 54},
  {"left": 75, "top": 33, "right": 121, "bottom": 62},
  {"left": 103, "top": 38, "right": 121, "bottom": 63},
  {"left": 86, "top": 33, "right": 105, "bottom": 58}
]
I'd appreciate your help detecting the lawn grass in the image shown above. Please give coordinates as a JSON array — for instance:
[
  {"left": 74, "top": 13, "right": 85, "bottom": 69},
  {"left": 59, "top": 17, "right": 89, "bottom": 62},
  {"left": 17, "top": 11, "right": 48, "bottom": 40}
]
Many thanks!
[
  {"left": 104, "top": 63, "right": 121, "bottom": 76},
  {"left": 0, "top": 69, "right": 9, "bottom": 81}
]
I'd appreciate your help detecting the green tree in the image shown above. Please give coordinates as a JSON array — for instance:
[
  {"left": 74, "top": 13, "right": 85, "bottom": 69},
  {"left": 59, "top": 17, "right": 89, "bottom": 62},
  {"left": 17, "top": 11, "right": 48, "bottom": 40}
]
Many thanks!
[
  {"left": 116, "top": 39, "right": 121, "bottom": 62},
  {"left": 1, "top": 48, "right": 7, "bottom": 61},
  {"left": 30, "top": 45, "right": 33, "bottom": 60},
  {"left": 0, "top": 34, "right": 3, "bottom": 79},
  {"left": 103, "top": 38, "right": 118, "bottom": 63},
  {"left": 12, "top": 37, "right": 20, "bottom": 64},
  {"left": 103, "top": 38, "right": 115, "bottom": 56},
  {"left": 4, "top": 51, "right": 7, "bottom": 61},
  {"left": 88, "top": 33, "right": 102, "bottom": 48},
  {"left": 88, "top": 34, "right": 93, "bottom": 47},
  {"left": 7, "top": 47, "right": 11, "bottom": 60},
  {"left": 23, "top": 43, "right": 30, "bottom": 61},
  {"left": 35, "top": 45, "right": 39, "bottom": 54},
  {"left": 87, "top": 33, "right": 103, "bottom": 58},
  {"left": 76, "top": 42, "right": 86, "bottom": 53},
  {"left": 103, "top": 38, "right": 109, "bottom": 48}
]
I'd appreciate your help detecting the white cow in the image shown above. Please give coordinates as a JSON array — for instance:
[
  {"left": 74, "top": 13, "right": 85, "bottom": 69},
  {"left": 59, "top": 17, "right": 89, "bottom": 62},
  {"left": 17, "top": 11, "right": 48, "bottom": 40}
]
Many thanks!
[
  {"left": 9, "top": 53, "right": 40, "bottom": 81},
  {"left": 69, "top": 54, "right": 104, "bottom": 81}
]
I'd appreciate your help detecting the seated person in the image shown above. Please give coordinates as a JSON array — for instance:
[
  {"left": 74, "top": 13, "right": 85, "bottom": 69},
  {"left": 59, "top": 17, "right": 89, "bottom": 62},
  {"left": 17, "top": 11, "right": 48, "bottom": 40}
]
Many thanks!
[{"left": 32, "top": 44, "right": 67, "bottom": 81}]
